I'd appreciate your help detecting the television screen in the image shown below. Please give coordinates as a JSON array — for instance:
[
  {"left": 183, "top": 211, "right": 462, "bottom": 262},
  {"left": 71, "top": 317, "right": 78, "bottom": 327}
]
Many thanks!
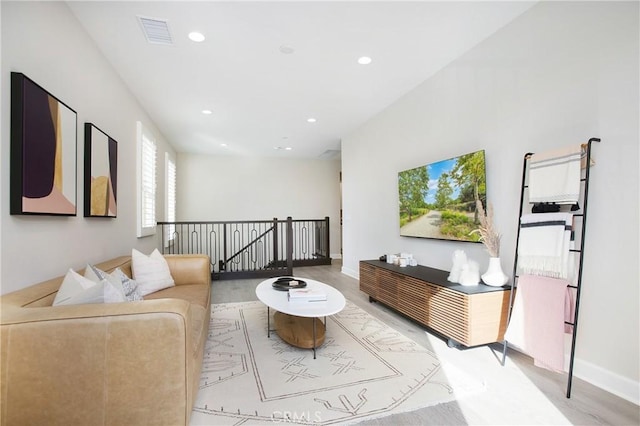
[{"left": 398, "top": 150, "right": 486, "bottom": 242}]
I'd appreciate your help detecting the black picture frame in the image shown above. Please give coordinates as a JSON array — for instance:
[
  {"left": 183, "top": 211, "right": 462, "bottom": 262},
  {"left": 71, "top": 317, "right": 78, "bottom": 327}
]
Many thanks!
[
  {"left": 10, "top": 72, "right": 78, "bottom": 216},
  {"left": 84, "top": 123, "right": 118, "bottom": 218}
]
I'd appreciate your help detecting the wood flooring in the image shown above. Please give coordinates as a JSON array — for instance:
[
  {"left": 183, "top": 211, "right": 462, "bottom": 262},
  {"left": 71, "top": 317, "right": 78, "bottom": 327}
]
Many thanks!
[{"left": 209, "top": 261, "right": 639, "bottom": 425}]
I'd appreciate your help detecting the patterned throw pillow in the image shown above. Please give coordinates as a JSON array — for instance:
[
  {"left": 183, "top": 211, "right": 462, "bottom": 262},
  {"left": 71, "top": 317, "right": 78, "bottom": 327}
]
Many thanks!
[
  {"left": 85, "top": 263, "right": 108, "bottom": 281},
  {"left": 112, "top": 268, "right": 144, "bottom": 301},
  {"left": 86, "top": 265, "right": 143, "bottom": 302},
  {"left": 85, "top": 264, "right": 127, "bottom": 303}
]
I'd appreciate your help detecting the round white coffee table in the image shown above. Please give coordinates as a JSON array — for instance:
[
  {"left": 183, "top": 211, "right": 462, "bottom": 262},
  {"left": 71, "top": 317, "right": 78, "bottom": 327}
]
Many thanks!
[{"left": 255, "top": 277, "right": 346, "bottom": 358}]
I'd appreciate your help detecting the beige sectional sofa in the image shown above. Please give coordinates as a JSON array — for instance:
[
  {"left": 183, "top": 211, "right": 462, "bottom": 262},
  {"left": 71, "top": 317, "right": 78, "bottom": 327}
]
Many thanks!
[{"left": 0, "top": 254, "right": 211, "bottom": 426}]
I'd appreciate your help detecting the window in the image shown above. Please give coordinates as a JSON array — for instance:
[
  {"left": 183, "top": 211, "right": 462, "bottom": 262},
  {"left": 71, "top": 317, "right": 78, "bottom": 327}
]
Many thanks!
[
  {"left": 165, "top": 153, "right": 176, "bottom": 245},
  {"left": 137, "top": 122, "right": 157, "bottom": 237}
]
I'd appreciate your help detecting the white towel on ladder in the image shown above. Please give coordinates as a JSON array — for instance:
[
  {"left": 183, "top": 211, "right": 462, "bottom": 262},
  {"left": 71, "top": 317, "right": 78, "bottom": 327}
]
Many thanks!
[
  {"left": 517, "top": 213, "right": 573, "bottom": 279},
  {"left": 529, "top": 144, "right": 582, "bottom": 204}
]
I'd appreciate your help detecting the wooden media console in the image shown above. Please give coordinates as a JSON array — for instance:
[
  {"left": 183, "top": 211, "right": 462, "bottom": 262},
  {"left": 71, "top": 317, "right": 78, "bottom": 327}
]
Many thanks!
[{"left": 359, "top": 260, "right": 511, "bottom": 347}]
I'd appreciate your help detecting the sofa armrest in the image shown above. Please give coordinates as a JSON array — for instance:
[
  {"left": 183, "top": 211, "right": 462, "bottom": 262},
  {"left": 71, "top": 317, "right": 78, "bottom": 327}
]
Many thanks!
[
  {"left": 1, "top": 299, "right": 195, "bottom": 425},
  {"left": 164, "top": 254, "right": 210, "bottom": 286}
]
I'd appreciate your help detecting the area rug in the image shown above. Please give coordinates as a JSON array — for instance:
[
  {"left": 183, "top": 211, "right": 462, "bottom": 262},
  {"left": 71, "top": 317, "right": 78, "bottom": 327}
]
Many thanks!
[{"left": 190, "top": 300, "right": 484, "bottom": 425}]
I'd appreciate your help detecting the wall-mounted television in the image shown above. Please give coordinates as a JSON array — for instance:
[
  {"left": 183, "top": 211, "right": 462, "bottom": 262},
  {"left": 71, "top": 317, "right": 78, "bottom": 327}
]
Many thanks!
[{"left": 398, "top": 149, "right": 486, "bottom": 242}]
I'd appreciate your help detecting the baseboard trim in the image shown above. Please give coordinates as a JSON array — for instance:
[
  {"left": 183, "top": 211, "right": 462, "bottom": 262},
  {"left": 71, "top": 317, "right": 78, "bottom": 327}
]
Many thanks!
[
  {"left": 341, "top": 266, "right": 358, "bottom": 279},
  {"left": 511, "top": 340, "right": 640, "bottom": 405},
  {"left": 330, "top": 253, "right": 342, "bottom": 260},
  {"left": 574, "top": 357, "right": 639, "bottom": 405}
]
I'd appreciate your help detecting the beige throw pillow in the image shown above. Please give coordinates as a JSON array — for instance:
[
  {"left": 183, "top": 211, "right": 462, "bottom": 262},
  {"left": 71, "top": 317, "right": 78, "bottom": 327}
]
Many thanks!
[{"left": 131, "top": 248, "right": 175, "bottom": 296}]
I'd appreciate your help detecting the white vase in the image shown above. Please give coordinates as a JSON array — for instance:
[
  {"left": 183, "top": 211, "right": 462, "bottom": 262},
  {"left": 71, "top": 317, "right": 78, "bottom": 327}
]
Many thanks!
[{"left": 482, "top": 257, "right": 508, "bottom": 287}]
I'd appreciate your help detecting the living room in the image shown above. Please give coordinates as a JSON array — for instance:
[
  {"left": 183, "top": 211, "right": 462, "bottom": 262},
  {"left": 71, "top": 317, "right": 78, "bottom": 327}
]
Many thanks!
[{"left": 1, "top": 1, "right": 638, "bottom": 424}]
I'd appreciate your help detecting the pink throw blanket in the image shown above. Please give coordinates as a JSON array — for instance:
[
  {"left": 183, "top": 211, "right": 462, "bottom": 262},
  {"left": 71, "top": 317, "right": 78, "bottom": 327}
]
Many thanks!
[{"left": 505, "top": 275, "right": 573, "bottom": 372}]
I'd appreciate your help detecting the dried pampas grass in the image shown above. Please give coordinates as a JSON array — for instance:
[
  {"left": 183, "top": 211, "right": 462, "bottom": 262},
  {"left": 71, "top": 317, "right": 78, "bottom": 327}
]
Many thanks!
[{"left": 471, "top": 199, "right": 501, "bottom": 257}]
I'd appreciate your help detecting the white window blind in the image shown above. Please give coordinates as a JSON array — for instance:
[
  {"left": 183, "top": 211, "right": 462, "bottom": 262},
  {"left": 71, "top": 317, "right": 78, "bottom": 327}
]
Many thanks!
[
  {"left": 137, "top": 122, "right": 157, "bottom": 237},
  {"left": 165, "top": 153, "right": 176, "bottom": 244}
]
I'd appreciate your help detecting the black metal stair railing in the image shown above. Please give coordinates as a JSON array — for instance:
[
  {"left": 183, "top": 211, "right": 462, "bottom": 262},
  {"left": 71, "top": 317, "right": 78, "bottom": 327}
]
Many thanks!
[{"left": 157, "top": 217, "right": 331, "bottom": 280}]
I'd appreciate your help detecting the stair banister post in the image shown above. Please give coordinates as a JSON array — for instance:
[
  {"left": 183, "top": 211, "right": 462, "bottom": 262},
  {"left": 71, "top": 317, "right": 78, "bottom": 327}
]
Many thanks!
[
  {"left": 324, "top": 216, "right": 330, "bottom": 257},
  {"left": 286, "top": 216, "right": 294, "bottom": 276},
  {"left": 272, "top": 218, "right": 279, "bottom": 270}
]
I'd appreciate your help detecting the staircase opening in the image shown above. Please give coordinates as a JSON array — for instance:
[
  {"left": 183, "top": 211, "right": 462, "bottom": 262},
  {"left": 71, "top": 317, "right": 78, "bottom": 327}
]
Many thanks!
[{"left": 157, "top": 217, "right": 331, "bottom": 280}]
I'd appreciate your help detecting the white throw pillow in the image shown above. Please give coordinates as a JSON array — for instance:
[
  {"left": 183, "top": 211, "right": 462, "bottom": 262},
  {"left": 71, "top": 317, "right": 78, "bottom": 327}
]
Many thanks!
[
  {"left": 53, "top": 268, "right": 126, "bottom": 306},
  {"left": 131, "top": 248, "right": 175, "bottom": 296}
]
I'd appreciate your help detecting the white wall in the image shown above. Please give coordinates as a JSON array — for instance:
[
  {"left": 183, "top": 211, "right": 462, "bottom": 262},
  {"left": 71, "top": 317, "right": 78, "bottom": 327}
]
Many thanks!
[
  {"left": 342, "top": 2, "right": 639, "bottom": 403},
  {"left": 177, "top": 154, "right": 342, "bottom": 257},
  {"left": 0, "top": 2, "right": 175, "bottom": 294}
]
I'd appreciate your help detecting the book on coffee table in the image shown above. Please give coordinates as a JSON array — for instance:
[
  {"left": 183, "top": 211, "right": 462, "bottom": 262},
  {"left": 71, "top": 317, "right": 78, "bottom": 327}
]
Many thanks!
[{"left": 288, "top": 288, "right": 327, "bottom": 302}]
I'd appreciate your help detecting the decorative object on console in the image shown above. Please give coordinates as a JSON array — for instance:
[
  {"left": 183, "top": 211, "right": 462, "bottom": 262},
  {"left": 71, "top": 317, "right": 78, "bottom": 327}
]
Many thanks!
[
  {"left": 447, "top": 249, "right": 467, "bottom": 283},
  {"left": 471, "top": 199, "right": 501, "bottom": 257},
  {"left": 84, "top": 123, "right": 117, "bottom": 217},
  {"left": 482, "top": 257, "right": 509, "bottom": 287},
  {"left": 399, "top": 150, "right": 486, "bottom": 242},
  {"left": 385, "top": 252, "right": 415, "bottom": 266},
  {"left": 471, "top": 199, "right": 508, "bottom": 287},
  {"left": 458, "top": 260, "right": 480, "bottom": 286},
  {"left": 399, "top": 252, "right": 415, "bottom": 267},
  {"left": 10, "top": 72, "right": 77, "bottom": 216}
]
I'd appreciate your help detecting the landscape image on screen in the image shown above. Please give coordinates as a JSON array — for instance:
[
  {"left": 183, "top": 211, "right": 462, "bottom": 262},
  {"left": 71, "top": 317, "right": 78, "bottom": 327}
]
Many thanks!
[{"left": 398, "top": 150, "right": 486, "bottom": 242}]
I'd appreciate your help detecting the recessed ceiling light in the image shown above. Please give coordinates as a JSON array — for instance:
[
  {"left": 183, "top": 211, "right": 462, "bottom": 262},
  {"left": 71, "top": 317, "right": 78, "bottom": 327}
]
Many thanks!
[
  {"left": 202, "top": 109, "right": 212, "bottom": 115},
  {"left": 188, "top": 32, "right": 205, "bottom": 42},
  {"left": 307, "top": 118, "right": 317, "bottom": 123},
  {"left": 220, "top": 143, "right": 227, "bottom": 147},
  {"left": 357, "top": 56, "right": 372, "bottom": 65}
]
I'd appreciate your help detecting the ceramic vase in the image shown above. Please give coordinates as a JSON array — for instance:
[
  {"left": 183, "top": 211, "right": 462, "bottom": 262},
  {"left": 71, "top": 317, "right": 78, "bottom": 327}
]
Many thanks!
[{"left": 482, "top": 257, "right": 508, "bottom": 287}]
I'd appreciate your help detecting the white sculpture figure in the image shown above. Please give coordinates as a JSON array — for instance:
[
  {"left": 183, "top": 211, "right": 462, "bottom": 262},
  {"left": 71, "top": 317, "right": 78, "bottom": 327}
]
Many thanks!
[
  {"left": 447, "top": 250, "right": 467, "bottom": 283},
  {"left": 459, "top": 260, "right": 480, "bottom": 286}
]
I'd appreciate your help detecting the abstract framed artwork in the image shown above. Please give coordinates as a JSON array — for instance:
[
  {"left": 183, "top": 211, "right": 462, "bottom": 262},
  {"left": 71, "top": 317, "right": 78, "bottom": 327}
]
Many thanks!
[
  {"left": 10, "top": 72, "right": 78, "bottom": 216},
  {"left": 84, "top": 123, "right": 118, "bottom": 217}
]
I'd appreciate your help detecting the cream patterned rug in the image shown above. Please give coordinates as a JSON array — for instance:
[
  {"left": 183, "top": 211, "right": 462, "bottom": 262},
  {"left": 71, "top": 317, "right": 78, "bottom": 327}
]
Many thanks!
[{"left": 190, "top": 300, "right": 484, "bottom": 425}]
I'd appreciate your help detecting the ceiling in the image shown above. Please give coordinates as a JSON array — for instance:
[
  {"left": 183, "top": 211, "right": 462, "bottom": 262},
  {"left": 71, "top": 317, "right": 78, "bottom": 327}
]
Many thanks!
[{"left": 67, "top": 1, "right": 535, "bottom": 159}]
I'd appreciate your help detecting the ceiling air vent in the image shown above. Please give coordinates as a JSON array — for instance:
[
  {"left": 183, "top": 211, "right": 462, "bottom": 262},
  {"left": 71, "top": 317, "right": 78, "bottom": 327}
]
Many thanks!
[
  {"left": 319, "top": 149, "right": 341, "bottom": 159},
  {"left": 137, "top": 16, "right": 173, "bottom": 45}
]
